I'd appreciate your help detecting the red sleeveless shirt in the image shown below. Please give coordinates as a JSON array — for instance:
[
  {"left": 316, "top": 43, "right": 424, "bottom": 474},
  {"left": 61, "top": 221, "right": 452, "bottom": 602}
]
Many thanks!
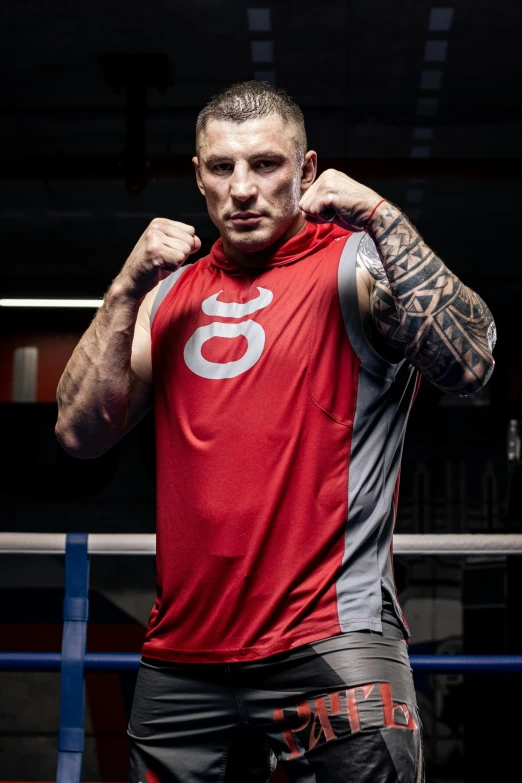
[{"left": 143, "top": 222, "right": 415, "bottom": 663}]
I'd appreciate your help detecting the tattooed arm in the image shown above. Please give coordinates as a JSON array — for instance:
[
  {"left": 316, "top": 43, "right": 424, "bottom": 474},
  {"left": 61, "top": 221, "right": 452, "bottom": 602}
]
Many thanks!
[
  {"left": 362, "top": 203, "right": 496, "bottom": 394},
  {"left": 299, "top": 169, "right": 496, "bottom": 395}
]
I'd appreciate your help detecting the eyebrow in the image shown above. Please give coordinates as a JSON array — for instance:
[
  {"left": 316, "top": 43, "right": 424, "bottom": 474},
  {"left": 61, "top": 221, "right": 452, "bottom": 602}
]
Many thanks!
[{"left": 203, "top": 151, "right": 287, "bottom": 166}]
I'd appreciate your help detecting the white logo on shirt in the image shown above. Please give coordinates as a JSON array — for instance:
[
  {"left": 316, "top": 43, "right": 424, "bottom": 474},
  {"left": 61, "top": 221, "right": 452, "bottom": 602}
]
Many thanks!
[{"left": 184, "top": 287, "right": 273, "bottom": 379}]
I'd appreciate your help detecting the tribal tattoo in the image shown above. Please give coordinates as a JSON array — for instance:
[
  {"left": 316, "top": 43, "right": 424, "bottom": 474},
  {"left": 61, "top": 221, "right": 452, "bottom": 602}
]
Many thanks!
[{"left": 358, "top": 204, "right": 496, "bottom": 395}]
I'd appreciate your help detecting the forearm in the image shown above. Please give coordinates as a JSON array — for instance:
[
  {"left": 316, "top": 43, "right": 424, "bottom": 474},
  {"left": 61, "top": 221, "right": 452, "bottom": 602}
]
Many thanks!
[
  {"left": 366, "top": 202, "right": 496, "bottom": 394},
  {"left": 56, "top": 279, "right": 143, "bottom": 457}
]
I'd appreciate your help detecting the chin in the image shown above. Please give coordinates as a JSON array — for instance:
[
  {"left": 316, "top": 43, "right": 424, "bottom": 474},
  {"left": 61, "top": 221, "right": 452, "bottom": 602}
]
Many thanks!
[
  {"left": 230, "top": 236, "right": 274, "bottom": 253},
  {"left": 226, "top": 228, "right": 278, "bottom": 253},
  {"left": 226, "top": 219, "right": 295, "bottom": 253}
]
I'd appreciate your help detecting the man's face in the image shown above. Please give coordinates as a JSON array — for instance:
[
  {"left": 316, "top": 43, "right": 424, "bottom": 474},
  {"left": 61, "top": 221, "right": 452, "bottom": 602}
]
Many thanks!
[{"left": 193, "top": 115, "right": 314, "bottom": 256}]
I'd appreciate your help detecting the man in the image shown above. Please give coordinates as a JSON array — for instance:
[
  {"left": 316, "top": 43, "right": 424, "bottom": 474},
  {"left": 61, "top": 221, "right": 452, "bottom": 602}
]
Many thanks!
[{"left": 56, "top": 81, "right": 495, "bottom": 783}]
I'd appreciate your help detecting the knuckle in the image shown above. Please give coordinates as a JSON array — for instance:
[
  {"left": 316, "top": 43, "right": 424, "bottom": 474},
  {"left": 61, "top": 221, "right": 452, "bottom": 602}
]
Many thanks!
[
  {"left": 176, "top": 233, "right": 193, "bottom": 251},
  {"left": 147, "top": 232, "right": 159, "bottom": 253},
  {"left": 151, "top": 257, "right": 165, "bottom": 269}
]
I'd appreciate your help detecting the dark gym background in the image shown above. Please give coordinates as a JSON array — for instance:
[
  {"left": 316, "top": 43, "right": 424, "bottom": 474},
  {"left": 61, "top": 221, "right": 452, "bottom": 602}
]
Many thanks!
[{"left": 1, "top": 1, "right": 521, "bottom": 781}]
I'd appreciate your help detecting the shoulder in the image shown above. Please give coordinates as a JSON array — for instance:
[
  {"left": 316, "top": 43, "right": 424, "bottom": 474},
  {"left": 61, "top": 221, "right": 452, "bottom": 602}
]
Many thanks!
[
  {"left": 351, "top": 233, "right": 405, "bottom": 363},
  {"left": 353, "top": 236, "right": 385, "bottom": 354},
  {"left": 355, "top": 233, "right": 387, "bottom": 282},
  {"left": 337, "top": 232, "right": 381, "bottom": 337},
  {"left": 148, "top": 261, "right": 201, "bottom": 328}
]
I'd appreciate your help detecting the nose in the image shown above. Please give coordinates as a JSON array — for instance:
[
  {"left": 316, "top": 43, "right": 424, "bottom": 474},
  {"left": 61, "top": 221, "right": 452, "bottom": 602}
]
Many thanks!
[{"left": 229, "top": 164, "right": 257, "bottom": 202}]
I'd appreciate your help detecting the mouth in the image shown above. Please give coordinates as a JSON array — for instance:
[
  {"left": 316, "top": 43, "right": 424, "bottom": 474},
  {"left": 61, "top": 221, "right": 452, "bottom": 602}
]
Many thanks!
[{"left": 229, "top": 213, "right": 264, "bottom": 227}]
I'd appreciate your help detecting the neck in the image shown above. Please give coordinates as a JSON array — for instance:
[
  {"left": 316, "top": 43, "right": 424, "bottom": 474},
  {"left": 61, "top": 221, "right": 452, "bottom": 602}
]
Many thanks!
[{"left": 221, "top": 214, "right": 307, "bottom": 267}]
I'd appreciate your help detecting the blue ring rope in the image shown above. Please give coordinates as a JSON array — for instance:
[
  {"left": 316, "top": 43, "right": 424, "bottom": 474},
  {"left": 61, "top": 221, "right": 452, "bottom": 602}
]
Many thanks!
[
  {"left": 56, "top": 532, "right": 89, "bottom": 783},
  {"left": 1, "top": 652, "right": 522, "bottom": 673}
]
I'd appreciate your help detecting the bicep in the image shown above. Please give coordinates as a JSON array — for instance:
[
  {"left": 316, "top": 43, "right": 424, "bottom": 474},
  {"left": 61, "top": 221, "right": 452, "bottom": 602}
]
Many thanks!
[
  {"left": 356, "top": 234, "right": 406, "bottom": 361},
  {"left": 127, "top": 291, "right": 155, "bottom": 429}
]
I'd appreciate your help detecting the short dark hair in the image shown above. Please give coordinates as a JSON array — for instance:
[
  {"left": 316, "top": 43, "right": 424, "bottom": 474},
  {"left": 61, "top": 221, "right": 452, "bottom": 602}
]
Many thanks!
[{"left": 195, "top": 80, "right": 307, "bottom": 161}]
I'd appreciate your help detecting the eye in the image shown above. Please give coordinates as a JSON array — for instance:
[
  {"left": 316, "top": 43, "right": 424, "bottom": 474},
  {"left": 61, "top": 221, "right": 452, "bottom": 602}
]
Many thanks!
[
  {"left": 213, "top": 163, "right": 232, "bottom": 173},
  {"left": 257, "top": 160, "right": 277, "bottom": 170}
]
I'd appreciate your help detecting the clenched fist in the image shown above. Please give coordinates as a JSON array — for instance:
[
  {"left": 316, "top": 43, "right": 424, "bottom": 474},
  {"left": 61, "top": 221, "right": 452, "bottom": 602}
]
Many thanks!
[
  {"left": 299, "top": 169, "right": 385, "bottom": 233},
  {"left": 116, "top": 218, "right": 201, "bottom": 299}
]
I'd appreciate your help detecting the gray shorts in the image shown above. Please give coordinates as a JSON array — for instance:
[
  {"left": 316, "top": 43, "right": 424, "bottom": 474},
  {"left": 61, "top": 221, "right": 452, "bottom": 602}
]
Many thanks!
[{"left": 128, "top": 619, "right": 424, "bottom": 783}]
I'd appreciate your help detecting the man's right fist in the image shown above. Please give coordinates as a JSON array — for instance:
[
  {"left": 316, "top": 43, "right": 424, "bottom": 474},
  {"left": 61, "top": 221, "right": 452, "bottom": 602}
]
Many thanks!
[{"left": 117, "top": 218, "right": 202, "bottom": 299}]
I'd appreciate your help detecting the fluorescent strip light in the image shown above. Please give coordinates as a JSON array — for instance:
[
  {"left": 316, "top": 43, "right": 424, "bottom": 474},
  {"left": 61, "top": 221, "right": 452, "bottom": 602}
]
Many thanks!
[
  {"left": 0, "top": 299, "right": 103, "bottom": 308},
  {"left": 47, "top": 210, "right": 92, "bottom": 218}
]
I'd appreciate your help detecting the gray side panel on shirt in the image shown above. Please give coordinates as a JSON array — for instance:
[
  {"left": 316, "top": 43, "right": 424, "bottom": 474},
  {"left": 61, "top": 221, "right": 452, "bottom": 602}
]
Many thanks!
[
  {"left": 150, "top": 264, "right": 191, "bottom": 327},
  {"left": 335, "top": 232, "right": 416, "bottom": 637}
]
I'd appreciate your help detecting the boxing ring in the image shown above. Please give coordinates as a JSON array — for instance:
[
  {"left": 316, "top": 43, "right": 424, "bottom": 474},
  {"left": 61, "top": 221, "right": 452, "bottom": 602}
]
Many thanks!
[{"left": 1, "top": 531, "right": 522, "bottom": 783}]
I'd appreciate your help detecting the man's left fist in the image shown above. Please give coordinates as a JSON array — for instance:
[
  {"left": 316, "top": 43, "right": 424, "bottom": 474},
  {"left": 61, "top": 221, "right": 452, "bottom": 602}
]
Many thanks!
[{"left": 299, "top": 169, "right": 384, "bottom": 232}]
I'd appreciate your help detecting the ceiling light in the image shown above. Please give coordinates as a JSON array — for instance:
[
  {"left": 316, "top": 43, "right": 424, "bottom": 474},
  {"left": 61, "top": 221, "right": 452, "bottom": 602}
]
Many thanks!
[{"left": 0, "top": 298, "right": 103, "bottom": 308}]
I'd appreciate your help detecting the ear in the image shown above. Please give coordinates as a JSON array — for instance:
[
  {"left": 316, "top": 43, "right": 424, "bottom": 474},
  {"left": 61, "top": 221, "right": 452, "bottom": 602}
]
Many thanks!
[
  {"left": 300, "top": 151, "right": 317, "bottom": 193},
  {"left": 192, "top": 156, "right": 205, "bottom": 196}
]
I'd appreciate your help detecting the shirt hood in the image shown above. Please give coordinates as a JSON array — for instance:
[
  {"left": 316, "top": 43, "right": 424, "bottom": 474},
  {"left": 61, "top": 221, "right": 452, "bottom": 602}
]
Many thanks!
[{"left": 209, "top": 220, "right": 349, "bottom": 272}]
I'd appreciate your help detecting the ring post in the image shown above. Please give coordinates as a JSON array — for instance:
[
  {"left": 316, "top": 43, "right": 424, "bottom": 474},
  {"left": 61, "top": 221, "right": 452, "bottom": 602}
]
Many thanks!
[{"left": 56, "top": 532, "right": 90, "bottom": 783}]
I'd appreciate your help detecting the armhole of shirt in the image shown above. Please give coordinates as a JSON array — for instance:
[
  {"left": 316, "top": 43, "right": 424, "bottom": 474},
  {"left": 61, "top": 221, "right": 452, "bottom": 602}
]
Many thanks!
[
  {"left": 338, "top": 231, "right": 405, "bottom": 380},
  {"left": 150, "top": 264, "right": 192, "bottom": 328}
]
